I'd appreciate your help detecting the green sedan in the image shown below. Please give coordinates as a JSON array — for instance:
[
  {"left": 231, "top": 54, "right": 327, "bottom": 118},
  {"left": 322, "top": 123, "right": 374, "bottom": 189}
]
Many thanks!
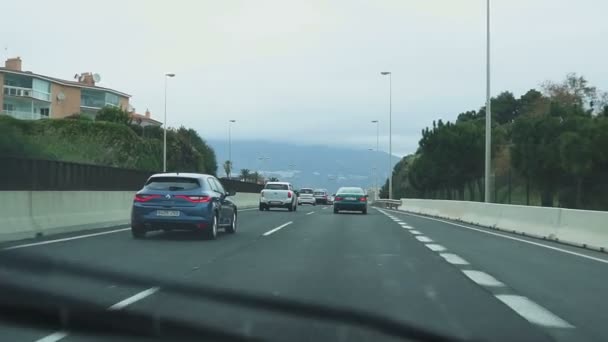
[{"left": 333, "top": 187, "right": 368, "bottom": 214}]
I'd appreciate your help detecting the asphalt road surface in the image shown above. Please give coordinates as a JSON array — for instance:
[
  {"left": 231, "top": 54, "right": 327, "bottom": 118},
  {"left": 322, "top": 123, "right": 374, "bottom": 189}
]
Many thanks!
[{"left": 1, "top": 205, "right": 607, "bottom": 342}]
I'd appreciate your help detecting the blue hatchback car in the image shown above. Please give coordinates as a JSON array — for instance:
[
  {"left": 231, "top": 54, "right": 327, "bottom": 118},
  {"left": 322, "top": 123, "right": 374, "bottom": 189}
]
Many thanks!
[{"left": 131, "top": 173, "right": 237, "bottom": 239}]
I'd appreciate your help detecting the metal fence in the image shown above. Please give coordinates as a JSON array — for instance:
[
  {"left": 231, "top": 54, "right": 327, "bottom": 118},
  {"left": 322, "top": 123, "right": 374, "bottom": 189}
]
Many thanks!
[
  {"left": 0, "top": 157, "right": 264, "bottom": 193},
  {"left": 0, "top": 157, "right": 155, "bottom": 191},
  {"left": 219, "top": 178, "right": 263, "bottom": 194}
]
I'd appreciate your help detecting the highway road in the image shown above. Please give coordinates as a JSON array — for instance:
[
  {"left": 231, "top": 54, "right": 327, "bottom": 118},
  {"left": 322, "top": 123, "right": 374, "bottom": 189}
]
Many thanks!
[{"left": 1, "top": 205, "right": 607, "bottom": 342}]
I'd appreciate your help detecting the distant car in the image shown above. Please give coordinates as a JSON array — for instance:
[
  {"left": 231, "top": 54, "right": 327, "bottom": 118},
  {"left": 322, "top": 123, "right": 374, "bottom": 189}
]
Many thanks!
[
  {"left": 333, "top": 187, "right": 368, "bottom": 214},
  {"left": 313, "top": 189, "right": 330, "bottom": 204},
  {"left": 259, "top": 182, "right": 298, "bottom": 211},
  {"left": 327, "top": 195, "right": 335, "bottom": 205},
  {"left": 131, "top": 173, "right": 237, "bottom": 240},
  {"left": 298, "top": 188, "right": 316, "bottom": 206}
]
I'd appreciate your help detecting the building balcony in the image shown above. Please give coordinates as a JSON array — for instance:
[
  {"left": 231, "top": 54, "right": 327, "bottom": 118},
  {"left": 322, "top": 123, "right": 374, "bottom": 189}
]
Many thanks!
[
  {"left": 1, "top": 110, "right": 44, "bottom": 120},
  {"left": 3, "top": 85, "right": 51, "bottom": 102}
]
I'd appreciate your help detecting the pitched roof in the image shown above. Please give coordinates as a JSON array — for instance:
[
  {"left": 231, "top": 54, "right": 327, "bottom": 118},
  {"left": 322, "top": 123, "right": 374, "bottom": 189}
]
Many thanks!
[
  {"left": 0, "top": 67, "right": 131, "bottom": 98},
  {"left": 130, "top": 112, "right": 162, "bottom": 125}
]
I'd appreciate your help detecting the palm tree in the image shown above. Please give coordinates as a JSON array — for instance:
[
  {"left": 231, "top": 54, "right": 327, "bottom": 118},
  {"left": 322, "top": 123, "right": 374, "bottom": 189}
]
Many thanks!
[
  {"left": 223, "top": 160, "right": 232, "bottom": 178},
  {"left": 239, "top": 169, "right": 251, "bottom": 182},
  {"left": 251, "top": 171, "right": 261, "bottom": 183}
]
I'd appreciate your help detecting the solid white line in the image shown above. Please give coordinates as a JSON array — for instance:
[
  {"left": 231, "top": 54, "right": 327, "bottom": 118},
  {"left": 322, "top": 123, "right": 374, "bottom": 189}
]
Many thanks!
[
  {"left": 410, "top": 230, "right": 422, "bottom": 235},
  {"left": 426, "top": 244, "right": 446, "bottom": 252},
  {"left": 4, "top": 228, "right": 130, "bottom": 250},
  {"left": 393, "top": 210, "right": 608, "bottom": 265},
  {"left": 416, "top": 236, "right": 433, "bottom": 243},
  {"left": 439, "top": 253, "right": 470, "bottom": 265},
  {"left": 36, "top": 287, "right": 161, "bottom": 342},
  {"left": 263, "top": 222, "right": 293, "bottom": 236},
  {"left": 35, "top": 332, "right": 68, "bottom": 342},
  {"left": 495, "top": 295, "right": 574, "bottom": 328},
  {"left": 462, "top": 270, "right": 505, "bottom": 287},
  {"left": 306, "top": 211, "right": 315, "bottom": 215},
  {"left": 108, "top": 287, "right": 160, "bottom": 310}
]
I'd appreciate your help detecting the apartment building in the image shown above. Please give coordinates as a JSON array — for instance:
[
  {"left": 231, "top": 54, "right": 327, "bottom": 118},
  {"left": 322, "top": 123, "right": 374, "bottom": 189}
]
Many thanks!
[{"left": 0, "top": 57, "right": 131, "bottom": 120}]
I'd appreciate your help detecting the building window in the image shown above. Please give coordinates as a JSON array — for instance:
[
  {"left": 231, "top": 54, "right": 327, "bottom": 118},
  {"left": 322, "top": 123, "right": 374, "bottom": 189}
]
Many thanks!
[
  {"left": 105, "top": 93, "right": 120, "bottom": 107},
  {"left": 81, "top": 89, "right": 106, "bottom": 108},
  {"left": 32, "top": 79, "right": 51, "bottom": 101},
  {"left": 40, "top": 108, "right": 50, "bottom": 117},
  {"left": 3, "top": 103, "right": 15, "bottom": 112}
]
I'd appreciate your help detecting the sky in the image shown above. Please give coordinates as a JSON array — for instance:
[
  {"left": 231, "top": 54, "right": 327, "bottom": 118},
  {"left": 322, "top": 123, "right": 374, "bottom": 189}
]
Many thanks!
[{"left": 3, "top": 0, "right": 608, "bottom": 156}]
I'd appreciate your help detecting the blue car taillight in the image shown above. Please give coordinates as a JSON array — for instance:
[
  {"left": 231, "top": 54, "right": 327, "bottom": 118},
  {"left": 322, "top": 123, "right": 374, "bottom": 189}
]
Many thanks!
[
  {"left": 134, "top": 194, "right": 161, "bottom": 202},
  {"left": 175, "top": 195, "right": 212, "bottom": 203}
]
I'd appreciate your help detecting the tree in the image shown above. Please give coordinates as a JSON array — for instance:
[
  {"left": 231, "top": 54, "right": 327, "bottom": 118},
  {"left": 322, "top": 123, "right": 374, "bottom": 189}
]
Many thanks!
[
  {"left": 95, "top": 106, "right": 131, "bottom": 125},
  {"left": 542, "top": 73, "right": 598, "bottom": 114},
  {"left": 240, "top": 169, "right": 251, "bottom": 182},
  {"left": 267, "top": 177, "right": 280, "bottom": 182},
  {"left": 251, "top": 171, "right": 261, "bottom": 183},
  {"left": 492, "top": 91, "right": 519, "bottom": 124},
  {"left": 223, "top": 160, "right": 233, "bottom": 178}
]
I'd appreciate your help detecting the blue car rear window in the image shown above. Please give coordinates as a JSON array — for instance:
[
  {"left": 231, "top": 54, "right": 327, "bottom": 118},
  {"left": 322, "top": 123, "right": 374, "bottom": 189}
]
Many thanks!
[{"left": 145, "top": 177, "right": 200, "bottom": 191}]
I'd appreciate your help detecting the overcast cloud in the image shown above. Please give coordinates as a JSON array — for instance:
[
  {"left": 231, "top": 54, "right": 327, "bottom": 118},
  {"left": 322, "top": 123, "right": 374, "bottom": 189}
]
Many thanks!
[{"left": 3, "top": 0, "right": 607, "bottom": 156}]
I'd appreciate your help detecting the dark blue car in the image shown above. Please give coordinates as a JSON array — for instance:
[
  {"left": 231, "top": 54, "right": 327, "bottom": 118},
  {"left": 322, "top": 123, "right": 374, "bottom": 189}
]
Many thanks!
[{"left": 131, "top": 173, "right": 237, "bottom": 239}]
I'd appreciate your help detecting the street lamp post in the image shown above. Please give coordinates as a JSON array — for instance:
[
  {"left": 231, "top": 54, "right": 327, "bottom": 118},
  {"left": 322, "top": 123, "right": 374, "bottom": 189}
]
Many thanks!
[
  {"left": 163, "top": 73, "right": 176, "bottom": 172},
  {"left": 257, "top": 156, "right": 270, "bottom": 182},
  {"left": 228, "top": 120, "right": 236, "bottom": 178},
  {"left": 368, "top": 148, "right": 375, "bottom": 190},
  {"left": 380, "top": 72, "right": 392, "bottom": 199},
  {"left": 289, "top": 163, "right": 296, "bottom": 186},
  {"left": 371, "top": 120, "right": 379, "bottom": 195},
  {"left": 484, "top": 0, "right": 492, "bottom": 202}
]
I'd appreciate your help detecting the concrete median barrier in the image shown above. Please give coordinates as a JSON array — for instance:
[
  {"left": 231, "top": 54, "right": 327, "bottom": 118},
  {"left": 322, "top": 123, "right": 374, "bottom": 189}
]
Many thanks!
[
  {"left": 398, "top": 199, "right": 607, "bottom": 252},
  {"left": 0, "top": 191, "right": 261, "bottom": 243}
]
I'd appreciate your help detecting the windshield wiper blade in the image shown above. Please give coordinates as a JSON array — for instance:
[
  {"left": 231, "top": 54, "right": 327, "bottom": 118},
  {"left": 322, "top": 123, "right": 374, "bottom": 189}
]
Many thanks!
[
  {"left": 0, "top": 251, "right": 475, "bottom": 342},
  {"left": 0, "top": 279, "right": 259, "bottom": 342}
]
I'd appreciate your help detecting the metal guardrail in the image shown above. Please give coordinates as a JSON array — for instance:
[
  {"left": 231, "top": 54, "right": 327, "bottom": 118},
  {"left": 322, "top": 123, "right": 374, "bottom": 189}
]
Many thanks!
[{"left": 373, "top": 199, "right": 402, "bottom": 210}]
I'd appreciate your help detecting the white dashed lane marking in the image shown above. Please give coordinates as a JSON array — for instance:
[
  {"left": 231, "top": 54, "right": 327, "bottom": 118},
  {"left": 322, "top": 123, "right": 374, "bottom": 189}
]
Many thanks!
[
  {"left": 495, "top": 295, "right": 574, "bottom": 329},
  {"left": 462, "top": 270, "right": 505, "bottom": 287},
  {"left": 425, "top": 244, "right": 447, "bottom": 252},
  {"left": 415, "top": 236, "right": 433, "bottom": 243},
  {"left": 378, "top": 208, "right": 576, "bottom": 331},
  {"left": 439, "top": 253, "right": 470, "bottom": 265}
]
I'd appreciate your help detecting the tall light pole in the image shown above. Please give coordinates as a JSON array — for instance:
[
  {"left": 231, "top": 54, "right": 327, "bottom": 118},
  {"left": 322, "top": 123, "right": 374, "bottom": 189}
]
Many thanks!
[
  {"left": 257, "top": 156, "right": 270, "bottom": 181},
  {"left": 484, "top": 0, "right": 492, "bottom": 202},
  {"left": 289, "top": 163, "right": 296, "bottom": 186},
  {"left": 163, "top": 73, "right": 176, "bottom": 172},
  {"left": 381, "top": 71, "right": 392, "bottom": 199},
  {"left": 371, "top": 120, "right": 379, "bottom": 194},
  {"left": 368, "top": 148, "right": 375, "bottom": 190},
  {"left": 228, "top": 119, "right": 236, "bottom": 178}
]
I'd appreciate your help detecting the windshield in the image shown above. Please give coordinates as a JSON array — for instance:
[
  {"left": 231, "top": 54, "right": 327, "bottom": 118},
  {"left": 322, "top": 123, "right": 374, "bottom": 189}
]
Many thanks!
[
  {"left": 3, "top": 2, "right": 607, "bottom": 342},
  {"left": 265, "top": 183, "right": 289, "bottom": 190}
]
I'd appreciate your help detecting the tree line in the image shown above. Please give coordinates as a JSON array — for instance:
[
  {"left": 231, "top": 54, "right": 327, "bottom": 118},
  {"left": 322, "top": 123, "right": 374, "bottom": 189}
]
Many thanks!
[
  {"left": 0, "top": 106, "right": 217, "bottom": 174},
  {"left": 382, "top": 74, "right": 608, "bottom": 210}
]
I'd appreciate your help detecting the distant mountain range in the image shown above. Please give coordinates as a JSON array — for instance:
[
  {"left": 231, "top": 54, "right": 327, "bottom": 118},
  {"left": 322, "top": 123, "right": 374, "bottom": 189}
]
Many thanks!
[{"left": 208, "top": 139, "right": 401, "bottom": 192}]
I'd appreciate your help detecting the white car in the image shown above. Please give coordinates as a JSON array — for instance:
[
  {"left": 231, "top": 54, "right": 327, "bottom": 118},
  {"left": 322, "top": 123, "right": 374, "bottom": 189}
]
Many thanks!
[
  {"left": 298, "top": 188, "right": 316, "bottom": 206},
  {"left": 259, "top": 182, "right": 298, "bottom": 212}
]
